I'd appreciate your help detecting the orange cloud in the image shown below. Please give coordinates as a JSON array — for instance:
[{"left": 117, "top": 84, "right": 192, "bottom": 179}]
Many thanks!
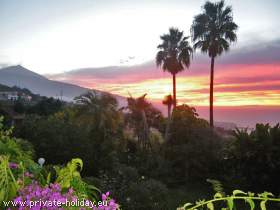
[{"left": 49, "top": 63, "right": 280, "bottom": 107}]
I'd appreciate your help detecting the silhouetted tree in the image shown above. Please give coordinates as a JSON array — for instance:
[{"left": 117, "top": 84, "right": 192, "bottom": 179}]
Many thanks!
[
  {"left": 74, "top": 91, "right": 121, "bottom": 137},
  {"left": 28, "top": 97, "right": 64, "bottom": 116},
  {"left": 222, "top": 123, "right": 280, "bottom": 193},
  {"left": 162, "top": 94, "right": 173, "bottom": 141},
  {"left": 14, "top": 100, "right": 25, "bottom": 114},
  {"left": 156, "top": 28, "right": 192, "bottom": 107},
  {"left": 191, "top": 0, "right": 238, "bottom": 127},
  {"left": 126, "top": 94, "right": 151, "bottom": 149},
  {"left": 166, "top": 104, "right": 220, "bottom": 183}
]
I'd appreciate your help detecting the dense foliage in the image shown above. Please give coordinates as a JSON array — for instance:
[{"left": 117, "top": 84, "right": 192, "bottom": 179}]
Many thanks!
[
  {"left": 0, "top": 117, "right": 119, "bottom": 209},
  {"left": 7, "top": 90, "right": 279, "bottom": 209},
  {"left": 221, "top": 123, "right": 280, "bottom": 194}
]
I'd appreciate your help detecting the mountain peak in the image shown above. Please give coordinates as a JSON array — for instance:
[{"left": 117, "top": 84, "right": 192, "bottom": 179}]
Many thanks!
[
  {"left": 0, "top": 65, "right": 89, "bottom": 101},
  {"left": 2, "top": 64, "right": 26, "bottom": 70},
  {"left": 0, "top": 65, "right": 46, "bottom": 79},
  {"left": 3, "top": 64, "right": 31, "bottom": 71}
]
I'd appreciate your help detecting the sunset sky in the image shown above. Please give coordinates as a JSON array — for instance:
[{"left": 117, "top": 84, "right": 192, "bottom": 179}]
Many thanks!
[{"left": 1, "top": 0, "right": 280, "bottom": 111}]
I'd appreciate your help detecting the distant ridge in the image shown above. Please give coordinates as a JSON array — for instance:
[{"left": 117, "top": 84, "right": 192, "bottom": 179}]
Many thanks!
[{"left": 0, "top": 65, "right": 89, "bottom": 101}]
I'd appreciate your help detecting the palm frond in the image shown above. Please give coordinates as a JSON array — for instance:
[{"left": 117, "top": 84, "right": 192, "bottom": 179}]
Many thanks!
[
  {"left": 156, "top": 27, "right": 193, "bottom": 74},
  {"left": 191, "top": 0, "right": 238, "bottom": 58}
]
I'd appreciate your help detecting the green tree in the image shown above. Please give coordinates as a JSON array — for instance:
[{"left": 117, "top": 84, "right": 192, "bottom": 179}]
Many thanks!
[
  {"left": 191, "top": 0, "right": 238, "bottom": 127},
  {"left": 74, "top": 91, "right": 122, "bottom": 137},
  {"left": 165, "top": 105, "right": 221, "bottom": 183},
  {"left": 126, "top": 94, "right": 151, "bottom": 149},
  {"left": 222, "top": 123, "right": 280, "bottom": 194},
  {"left": 0, "top": 117, "right": 34, "bottom": 163},
  {"left": 13, "top": 100, "right": 26, "bottom": 114},
  {"left": 156, "top": 28, "right": 193, "bottom": 107},
  {"left": 125, "top": 94, "right": 163, "bottom": 149},
  {"left": 16, "top": 92, "right": 124, "bottom": 176},
  {"left": 28, "top": 97, "right": 64, "bottom": 116},
  {"left": 123, "top": 179, "right": 169, "bottom": 210}
]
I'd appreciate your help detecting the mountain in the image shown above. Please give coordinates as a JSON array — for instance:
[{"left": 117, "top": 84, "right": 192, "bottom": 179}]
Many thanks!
[{"left": 0, "top": 65, "right": 89, "bottom": 101}]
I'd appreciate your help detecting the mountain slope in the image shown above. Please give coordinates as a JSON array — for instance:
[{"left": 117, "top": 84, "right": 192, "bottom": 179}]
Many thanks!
[{"left": 0, "top": 65, "right": 89, "bottom": 101}]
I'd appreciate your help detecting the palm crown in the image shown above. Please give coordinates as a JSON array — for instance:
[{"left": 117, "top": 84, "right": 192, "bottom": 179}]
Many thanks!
[
  {"left": 156, "top": 27, "right": 193, "bottom": 74},
  {"left": 162, "top": 94, "right": 173, "bottom": 107},
  {"left": 191, "top": 0, "right": 238, "bottom": 57},
  {"left": 74, "top": 91, "right": 119, "bottom": 130}
]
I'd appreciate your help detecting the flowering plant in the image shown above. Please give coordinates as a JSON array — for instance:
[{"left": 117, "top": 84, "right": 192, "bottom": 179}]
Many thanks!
[
  {"left": 0, "top": 118, "right": 120, "bottom": 210},
  {"left": 8, "top": 182, "right": 119, "bottom": 210}
]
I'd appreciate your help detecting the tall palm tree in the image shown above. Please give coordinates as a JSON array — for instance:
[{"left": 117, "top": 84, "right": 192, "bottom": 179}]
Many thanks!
[
  {"left": 191, "top": 0, "right": 238, "bottom": 127},
  {"left": 162, "top": 94, "right": 173, "bottom": 141},
  {"left": 156, "top": 27, "right": 193, "bottom": 107}
]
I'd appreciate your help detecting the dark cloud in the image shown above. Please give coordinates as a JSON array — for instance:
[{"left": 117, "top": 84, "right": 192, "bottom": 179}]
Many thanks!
[
  {"left": 48, "top": 39, "right": 280, "bottom": 86},
  {"left": 217, "top": 39, "right": 280, "bottom": 65}
]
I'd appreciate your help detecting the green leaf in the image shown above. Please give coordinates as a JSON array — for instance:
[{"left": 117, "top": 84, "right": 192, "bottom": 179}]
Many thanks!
[
  {"left": 8, "top": 182, "right": 17, "bottom": 200},
  {"left": 260, "top": 200, "right": 267, "bottom": 210},
  {"left": 46, "top": 172, "right": 51, "bottom": 185},
  {"left": 183, "top": 203, "right": 193, "bottom": 208},
  {"left": 248, "top": 192, "right": 255, "bottom": 197},
  {"left": 71, "top": 158, "right": 83, "bottom": 171},
  {"left": 0, "top": 189, "right": 5, "bottom": 202},
  {"left": 195, "top": 199, "right": 205, "bottom": 205},
  {"left": 87, "top": 184, "right": 101, "bottom": 192},
  {"left": 260, "top": 192, "right": 274, "bottom": 198},
  {"left": 233, "top": 190, "right": 247, "bottom": 196},
  {"left": 245, "top": 198, "right": 255, "bottom": 210},
  {"left": 214, "top": 192, "right": 223, "bottom": 199},
  {"left": 227, "top": 197, "right": 234, "bottom": 210},
  {"left": 207, "top": 202, "right": 214, "bottom": 210}
]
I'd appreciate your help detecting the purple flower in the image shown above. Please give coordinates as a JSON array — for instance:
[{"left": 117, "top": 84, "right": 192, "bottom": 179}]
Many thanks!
[
  {"left": 9, "top": 162, "right": 18, "bottom": 169},
  {"left": 12, "top": 182, "right": 119, "bottom": 210},
  {"left": 24, "top": 171, "right": 34, "bottom": 178}
]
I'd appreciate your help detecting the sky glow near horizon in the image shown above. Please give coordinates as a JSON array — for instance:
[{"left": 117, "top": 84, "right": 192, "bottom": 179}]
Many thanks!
[{"left": 1, "top": 0, "right": 280, "bottom": 107}]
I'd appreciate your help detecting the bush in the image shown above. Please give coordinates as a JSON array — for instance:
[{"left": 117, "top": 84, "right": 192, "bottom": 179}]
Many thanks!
[
  {"left": 122, "top": 179, "right": 169, "bottom": 210},
  {"left": 165, "top": 105, "right": 222, "bottom": 183},
  {"left": 222, "top": 123, "right": 280, "bottom": 194}
]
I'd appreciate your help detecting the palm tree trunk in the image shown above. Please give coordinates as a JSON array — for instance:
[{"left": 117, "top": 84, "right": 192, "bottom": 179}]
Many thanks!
[
  {"left": 141, "top": 110, "right": 149, "bottom": 149},
  {"left": 164, "top": 105, "right": 171, "bottom": 141},
  {"left": 172, "top": 73, "right": 176, "bottom": 107},
  {"left": 210, "top": 56, "right": 215, "bottom": 128},
  {"left": 167, "top": 104, "right": 171, "bottom": 120}
]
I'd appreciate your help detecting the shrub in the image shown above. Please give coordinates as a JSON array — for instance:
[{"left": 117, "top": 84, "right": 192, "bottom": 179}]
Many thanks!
[
  {"left": 11, "top": 182, "right": 118, "bottom": 210},
  {"left": 122, "top": 179, "right": 169, "bottom": 210},
  {"left": 165, "top": 105, "right": 222, "bottom": 183}
]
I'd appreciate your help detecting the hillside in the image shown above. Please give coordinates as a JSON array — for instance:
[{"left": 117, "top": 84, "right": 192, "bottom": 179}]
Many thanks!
[
  {"left": 0, "top": 83, "right": 39, "bottom": 98},
  {"left": 0, "top": 65, "right": 89, "bottom": 101}
]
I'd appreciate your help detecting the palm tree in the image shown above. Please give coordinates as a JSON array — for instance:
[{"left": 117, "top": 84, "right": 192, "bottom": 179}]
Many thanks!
[
  {"left": 74, "top": 91, "right": 119, "bottom": 135},
  {"left": 191, "top": 0, "right": 238, "bottom": 127},
  {"left": 156, "top": 27, "right": 193, "bottom": 107},
  {"left": 162, "top": 94, "right": 173, "bottom": 141},
  {"left": 127, "top": 93, "right": 151, "bottom": 149}
]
